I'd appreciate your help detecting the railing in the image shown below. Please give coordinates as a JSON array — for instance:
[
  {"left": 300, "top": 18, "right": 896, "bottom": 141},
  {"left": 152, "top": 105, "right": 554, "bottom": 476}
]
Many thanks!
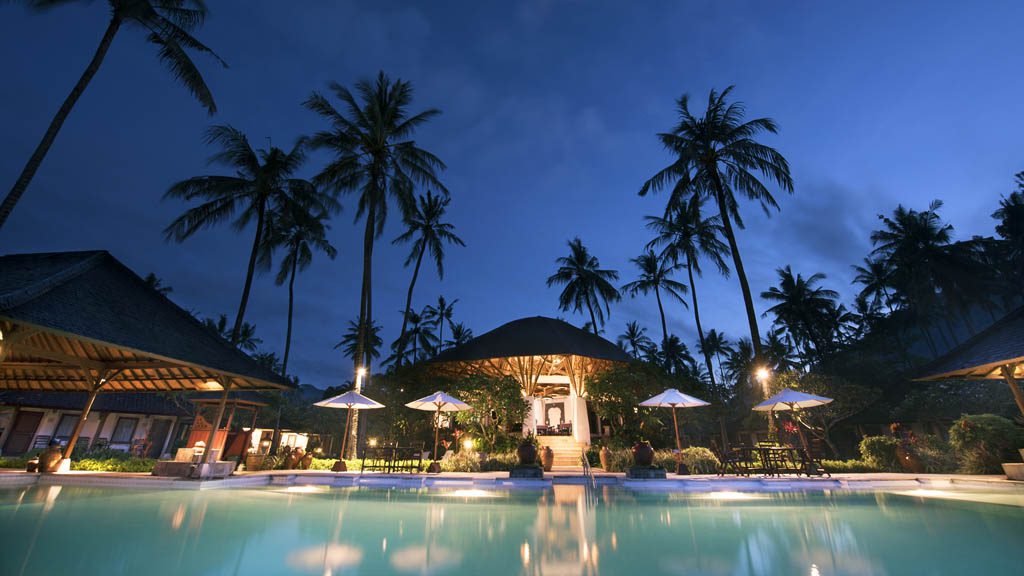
[{"left": 581, "top": 449, "right": 596, "bottom": 491}]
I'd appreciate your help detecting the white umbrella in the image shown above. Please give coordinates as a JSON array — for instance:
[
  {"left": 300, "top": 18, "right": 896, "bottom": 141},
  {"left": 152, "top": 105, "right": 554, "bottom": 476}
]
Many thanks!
[
  {"left": 752, "top": 388, "right": 832, "bottom": 452},
  {"left": 639, "top": 389, "right": 710, "bottom": 451},
  {"left": 315, "top": 390, "right": 385, "bottom": 462},
  {"left": 405, "top": 391, "right": 472, "bottom": 466}
]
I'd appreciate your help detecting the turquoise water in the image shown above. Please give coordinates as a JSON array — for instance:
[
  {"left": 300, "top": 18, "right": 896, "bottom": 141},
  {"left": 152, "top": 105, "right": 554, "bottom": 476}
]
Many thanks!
[{"left": 1, "top": 484, "right": 1022, "bottom": 575}]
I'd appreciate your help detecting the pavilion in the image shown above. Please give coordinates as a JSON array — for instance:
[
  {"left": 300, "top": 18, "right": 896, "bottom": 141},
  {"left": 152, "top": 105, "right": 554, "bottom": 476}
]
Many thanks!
[
  {"left": 915, "top": 305, "right": 1024, "bottom": 418},
  {"left": 430, "top": 316, "right": 630, "bottom": 453},
  {"left": 0, "top": 250, "right": 293, "bottom": 473}
]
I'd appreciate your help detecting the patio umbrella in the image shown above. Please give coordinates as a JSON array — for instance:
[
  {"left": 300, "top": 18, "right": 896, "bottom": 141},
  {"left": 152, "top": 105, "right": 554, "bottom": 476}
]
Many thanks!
[
  {"left": 315, "top": 390, "right": 385, "bottom": 466},
  {"left": 405, "top": 391, "right": 472, "bottom": 470},
  {"left": 639, "top": 389, "right": 710, "bottom": 451},
  {"left": 753, "top": 388, "right": 832, "bottom": 452}
]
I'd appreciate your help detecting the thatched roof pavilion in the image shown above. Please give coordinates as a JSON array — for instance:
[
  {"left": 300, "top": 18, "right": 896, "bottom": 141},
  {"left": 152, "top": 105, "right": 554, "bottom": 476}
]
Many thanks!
[
  {"left": 0, "top": 250, "right": 293, "bottom": 463},
  {"left": 916, "top": 306, "right": 1024, "bottom": 417},
  {"left": 431, "top": 316, "right": 629, "bottom": 446}
]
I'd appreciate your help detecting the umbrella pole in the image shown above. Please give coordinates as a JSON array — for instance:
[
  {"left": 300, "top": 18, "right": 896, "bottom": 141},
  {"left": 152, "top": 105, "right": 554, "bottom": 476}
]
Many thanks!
[
  {"left": 340, "top": 406, "right": 352, "bottom": 461},
  {"left": 792, "top": 406, "right": 811, "bottom": 455},
  {"left": 433, "top": 405, "right": 441, "bottom": 461},
  {"left": 671, "top": 406, "right": 682, "bottom": 451}
]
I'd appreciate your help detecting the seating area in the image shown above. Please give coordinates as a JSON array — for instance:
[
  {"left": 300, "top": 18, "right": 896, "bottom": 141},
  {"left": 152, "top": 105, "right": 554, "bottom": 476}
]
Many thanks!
[
  {"left": 713, "top": 444, "right": 830, "bottom": 477},
  {"left": 359, "top": 444, "right": 425, "bottom": 474},
  {"left": 535, "top": 423, "right": 572, "bottom": 436}
]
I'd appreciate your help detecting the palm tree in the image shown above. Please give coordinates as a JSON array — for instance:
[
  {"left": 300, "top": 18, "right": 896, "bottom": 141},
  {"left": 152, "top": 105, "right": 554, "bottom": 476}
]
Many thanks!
[
  {"left": 259, "top": 200, "right": 338, "bottom": 375},
  {"left": 335, "top": 320, "right": 383, "bottom": 365},
  {"left": 165, "top": 126, "right": 319, "bottom": 345},
  {"left": 760, "top": 266, "right": 840, "bottom": 362},
  {"left": 547, "top": 237, "right": 621, "bottom": 335},
  {"left": 423, "top": 295, "right": 458, "bottom": 349},
  {"left": 305, "top": 71, "right": 446, "bottom": 377},
  {"left": 446, "top": 322, "right": 474, "bottom": 349},
  {"left": 0, "top": 0, "right": 225, "bottom": 231},
  {"left": 646, "top": 194, "right": 729, "bottom": 383},
  {"left": 203, "top": 314, "right": 261, "bottom": 352},
  {"left": 621, "top": 251, "right": 688, "bottom": 345},
  {"left": 657, "top": 335, "right": 696, "bottom": 376},
  {"left": 723, "top": 337, "right": 755, "bottom": 389},
  {"left": 392, "top": 192, "right": 464, "bottom": 360},
  {"left": 698, "top": 329, "right": 733, "bottom": 387},
  {"left": 994, "top": 173, "right": 1024, "bottom": 258},
  {"left": 852, "top": 257, "right": 894, "bottom": 312},
  {"left": 617, "top": 321, "right": 654, "bottom": 358},
  {"left": 143, "top": 273, "right": 172, "bottom": 295},
  {"left": 641, "top": 86, "right": 793, "bottom": 362}
]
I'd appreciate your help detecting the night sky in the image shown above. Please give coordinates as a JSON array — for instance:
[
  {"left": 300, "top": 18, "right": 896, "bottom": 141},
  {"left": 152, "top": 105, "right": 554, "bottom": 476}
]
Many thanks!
[{"left": 1, "top": 1, "right": 1021, "bottom": 389}]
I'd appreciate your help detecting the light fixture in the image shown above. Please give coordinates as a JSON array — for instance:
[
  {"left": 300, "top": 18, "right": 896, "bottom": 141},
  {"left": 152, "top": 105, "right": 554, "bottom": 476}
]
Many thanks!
[
  {"left": 462, "top": 438, "right": 474, "bottom": 451},
  {"left": 368, "top": 437, "right": 379, "bottom": 447},
  {"left": 201, "top": 380, "right": 224, "bottom": 391},
  {"left": 755, "top": 367, "right": 771, "bottom": 383},
  {"left": 356, "top": 367, "right": 367, "bottom": 377}
]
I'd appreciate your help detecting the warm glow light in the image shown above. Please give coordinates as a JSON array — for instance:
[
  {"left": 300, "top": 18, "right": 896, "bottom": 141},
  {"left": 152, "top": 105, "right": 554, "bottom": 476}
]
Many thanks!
[
  {"left": 755, "top": 367, "right": 771, "bottom": 383},
  {"left": 356, "top": 367, "right": 367, "bottom": 377},
  {"left": 520, "top": 542, "right": 530, "bottom": 565},
  {"left": 462, "top": 438, "right": 475, "bottom": 451},
  {"left": 368, "top": 438, "right": 379, "bottom": 447},
  {"left": 699, "top": 491, "right": 765, "bottom": 501},
  {"left": 200, "top": 380, "right": 224, "bottom": 391},
  {"left": 442, "top": 489, "right": 501, "bottom": 499},
  {"left": 284, "top": 485, "right": 330, "bottom": 494}
]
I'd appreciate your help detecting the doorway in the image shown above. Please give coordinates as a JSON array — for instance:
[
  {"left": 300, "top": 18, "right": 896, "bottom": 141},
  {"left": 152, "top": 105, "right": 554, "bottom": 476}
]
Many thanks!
[
  {"left": 146, "top": 419, "right": 172, "bottom": 459},
  {"left": 3, "top": 411, "right": 43, "bottom": 455}
]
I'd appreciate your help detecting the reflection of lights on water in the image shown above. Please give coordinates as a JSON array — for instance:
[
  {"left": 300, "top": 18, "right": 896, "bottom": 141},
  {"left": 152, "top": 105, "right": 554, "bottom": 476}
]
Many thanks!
[
  {"left": 382, "top": 538, "right": 387, "bottom": 553},
  {"left": 170, "top": 503, "right": 185, "bottom": 530},
  {"left": 284, "top": 485, "right": 330, "bottom": 494},
  {"left": 897, "top": 489, "right": 953, "bottom": 499},
  {"left": 521, "top": 541, "right": 530, "bottom": 565},
  {"left": 442, "top": 489, "right": 501, "bottom": 499},
  {"left": 611, "top": 532, "right": 618, "bottom": 551},
  {"left": 43, "top": 485, "right": 62, "bottom": 514},
  {"left": 390, "top": 545, "right": 463, "bottom": 574},
  {"left": 287, "top": 544, "right": 363, "bottom": 571},
  {"left": 698, "top": 491, "right": 765, "bottom": 501},
  {"left": 809, "top": 564, "right": 821, "bottom": 576}
]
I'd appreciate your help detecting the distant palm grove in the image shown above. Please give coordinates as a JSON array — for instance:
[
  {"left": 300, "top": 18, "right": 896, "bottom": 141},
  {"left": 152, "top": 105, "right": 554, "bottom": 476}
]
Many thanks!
[{"left": 4, "top": 1, "right": 1023, "bottom": 454}]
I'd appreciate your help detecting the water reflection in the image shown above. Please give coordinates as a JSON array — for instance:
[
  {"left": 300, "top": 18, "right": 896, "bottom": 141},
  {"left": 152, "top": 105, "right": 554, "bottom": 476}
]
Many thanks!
[{"left": 0, "top": 485, "right": 1021, "bottom": 575}]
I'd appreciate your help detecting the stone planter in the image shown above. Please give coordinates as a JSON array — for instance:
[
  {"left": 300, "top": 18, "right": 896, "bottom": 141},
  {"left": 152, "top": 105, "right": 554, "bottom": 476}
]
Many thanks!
[
  {"left": 598, "top": 446, "right": 611, "bottom": 471},
  {"left": 632, "top": 442, "right": 654, "bottom": 467},
  {"left": 517, "top": 441, "right": 538, "bottom": 466},
  {"left": 540, "top": 446, "right": 554, "bottom": 472}
]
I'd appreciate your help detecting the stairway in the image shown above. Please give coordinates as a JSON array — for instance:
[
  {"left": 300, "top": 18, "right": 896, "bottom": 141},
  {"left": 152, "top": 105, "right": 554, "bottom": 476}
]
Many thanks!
[{"left": 537, "top": 435, "right": 584, "bottom": 468}]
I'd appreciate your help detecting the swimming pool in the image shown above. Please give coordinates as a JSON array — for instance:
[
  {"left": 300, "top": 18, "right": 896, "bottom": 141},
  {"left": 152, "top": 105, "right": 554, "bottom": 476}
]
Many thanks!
[{"left": 1, "top": 484, "right": 1021, "bottom": 575}]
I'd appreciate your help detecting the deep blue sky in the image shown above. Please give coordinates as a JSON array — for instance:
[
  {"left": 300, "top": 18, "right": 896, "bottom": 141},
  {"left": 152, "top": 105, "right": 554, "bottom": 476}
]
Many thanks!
[{"left": 1, "top": 1, "right": 1021, "bottom": 388}]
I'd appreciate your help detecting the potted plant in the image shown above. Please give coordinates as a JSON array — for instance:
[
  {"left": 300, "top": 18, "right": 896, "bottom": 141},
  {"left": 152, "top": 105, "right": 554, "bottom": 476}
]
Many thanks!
[
  {"left": 632, "top": 439, "right": 654, "bottom": 467},
  {"left": 517, "top": 434, "right": 539, "bottom": 466},
  {"left": 598, "top": 445, "right": 611, "bottom": 470}
]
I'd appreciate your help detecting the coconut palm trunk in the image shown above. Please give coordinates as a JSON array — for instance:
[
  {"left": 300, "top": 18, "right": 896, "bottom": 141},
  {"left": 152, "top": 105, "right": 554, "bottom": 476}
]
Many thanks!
[
  {"left": 397, "top": 243, "right": 427, "bottom": 363},
  {"left": 282, "top": 253, "right": 298, "bottom": 374},
  {"left": 586, "top": 298, "right": 599, "bottom": 335},
  {"left": 349, "top": 202, "right": 376, "bottom": 459},
  {"left": 0, "top": 16, "right": 122, "bottom": 232},
  {"left": 231, "top": 201, "right": 266, "bottom": 344},
  {"left": 712, "top": 180, "right": 762, "bottom": 360},
  {"left": 654, "top": 286, "right": 668, "bottom": 344}
]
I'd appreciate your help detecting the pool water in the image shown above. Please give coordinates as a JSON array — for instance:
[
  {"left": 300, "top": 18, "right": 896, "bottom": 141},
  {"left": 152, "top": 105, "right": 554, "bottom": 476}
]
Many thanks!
[{"left": 1, "top": 484, "right": 1022, "bottom": 575}]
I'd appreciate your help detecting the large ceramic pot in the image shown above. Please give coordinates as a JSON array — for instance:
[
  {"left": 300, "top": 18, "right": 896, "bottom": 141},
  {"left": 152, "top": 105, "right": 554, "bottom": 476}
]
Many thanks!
[
  {"left": 540, "top": 446, "right": 554, "bottom": 472},
  {"left": 517, "top": 441, "right": 538, "bottom": 465},
  {"left": 38, "top": 445, "right": 64, "bottom": 474},
  {"left": 285, "top": 447, "right": 305, "bottom": 469},
  {"left": 299, "top": 452, "right": 313, "bottom": 470},
  {"left": 598, "top": 446, "right": 611, "bottom": 471},
  {"left": 632, "top": 441, "right": 654, "bottom": 467}
]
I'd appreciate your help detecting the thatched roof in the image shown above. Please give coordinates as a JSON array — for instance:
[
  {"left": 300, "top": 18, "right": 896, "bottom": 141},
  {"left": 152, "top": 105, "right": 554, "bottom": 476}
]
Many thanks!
[
  {"left": 431, "top": 316, "right": 631, "bottom": 364},
  {"left": 0, "top": 390, "right": 191, "bottom": 416},
  {"left": 0, "top": 250, "right": 293, "bottom": 392},
  {"left": 916, "top": 306, "right": 1024, "bottom": 381}
]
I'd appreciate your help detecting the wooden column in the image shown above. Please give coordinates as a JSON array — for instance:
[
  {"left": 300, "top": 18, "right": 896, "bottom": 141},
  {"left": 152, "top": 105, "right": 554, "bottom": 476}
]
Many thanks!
[
  {"left": 203, "top": 381, "right": 232, "bottom": 464},
  {"left": 1000, "top": 365, "right": 1024, "bottom": 418},
  {"left": 64, "top": 374, "right": 108, "bottom": 459}
]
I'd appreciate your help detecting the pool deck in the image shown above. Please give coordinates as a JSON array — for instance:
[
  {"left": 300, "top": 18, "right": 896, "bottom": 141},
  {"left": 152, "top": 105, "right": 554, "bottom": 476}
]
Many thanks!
[{"left": 2, "top": 467, "right": 1021, "bottom": 493}]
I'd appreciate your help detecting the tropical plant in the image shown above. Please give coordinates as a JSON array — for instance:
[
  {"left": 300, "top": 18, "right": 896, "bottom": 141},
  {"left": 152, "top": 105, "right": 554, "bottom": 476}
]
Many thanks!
[
  {"left": 446, "top": 322, "right": 474, "bottom": 349},
  {"left": 452, "top": 375, "right": 529, "bottom": 451},
  {"left": 655, "top": 335, "right": 696, "bottom": 376},
  {"left": 165, "top": 126, "right": 320, "bottom": 344},
  {"left": 423, "top": 295, "right": 458, "bottom": 352},
  {"left": 621, "top": 251, "right": 688, "bottom": 345},
  {"left": 760, "top": 266, "right": 841, "bottom": 363},
  {"left": 259, "top": 198, "right": 338, "bottom": 374},
  {"left": 646, "top": 194, "right": 729, "bottom": 386},
  {"left": 142, "top": 272, "right": 172, "bottom": 295},
  {"left": 396, "top": 308, "right": 438, "bottom": 363},
  {"left": 392, "top": 192, "right": 464, "bottom": 361},
  {"left": 305, "top": 71, "right": 446, "bottom": 375},
  {"left": 0, "top": 0, "right": 225, "bottom": 231},
  {"left": 617, "top": 321, "right": 655, "bottom": 358},
  {"left": 698, "top": 329, "right": 733, "bottom": 387},
  {"left": 546, "top": 237, "right": 620, "bottom": 335},
  {"left": 641, "top": 86, "right": 793, "bottom": 362},
  {"left": 335, "top": 320, "right": 382, "bottom": 364},
  {"left": 202, "top": 314, "right": 261, "bottom": 352}
]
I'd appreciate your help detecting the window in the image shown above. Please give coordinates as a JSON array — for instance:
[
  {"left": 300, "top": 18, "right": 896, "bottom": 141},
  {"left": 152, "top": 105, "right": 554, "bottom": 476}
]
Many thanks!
[
  {"left": 111, "top": 418, "right": 139, "bottom": 444},
  {"left": 54, "top": 413, "right": 79, "bottom": 439}
]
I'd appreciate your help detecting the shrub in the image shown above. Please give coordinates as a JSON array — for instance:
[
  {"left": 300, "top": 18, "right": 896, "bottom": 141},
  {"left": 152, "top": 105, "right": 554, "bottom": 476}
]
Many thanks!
[
  {"left": 859, "top": 436, "right": 900, "bottom": 471},
  {"left": 71, "top": 458, "right": 155, "bottom": 473},
  {"left": 0, "top": 456, "right": 30, "bottom": 469},
  {"left": 73, "top": 447, "right": 132, "bottom": 461},
  {"left": 440, "top": 451, "right": 480, "bottom": 472},
  {"left": 948, "top": 414, "right": 1024, "bottom": 474},
  {"left": 820, "top": 459, "right": 884, "bottom": 473},
  {"left": 679, "top": 447, "right": 719, "bottom": 474},
  {"left": 910, "top": 434, "right": 957, "bottom": 473},
  {"left": 479, "top": 452, "right": 519, "bottom": 472}
]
